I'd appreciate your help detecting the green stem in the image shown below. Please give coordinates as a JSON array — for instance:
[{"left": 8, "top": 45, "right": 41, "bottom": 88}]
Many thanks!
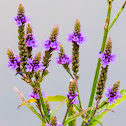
[
  {"left": 77, "top": 85, "right": 82, "bottom": 109},
  {"left": 62, "top": 102, "right": 72, "bottom": 124},
  {"left": 68, "top": 106, "right": 73, "bottom": 126},
  {"left": 87, "top": 0, "right": 113, "bottom": 117},
  {"left": 108, "top": 1, "right": 126, "bottom": 31},
  {"left": 38, "top": 84, "right": 50, "bottom": 123}
]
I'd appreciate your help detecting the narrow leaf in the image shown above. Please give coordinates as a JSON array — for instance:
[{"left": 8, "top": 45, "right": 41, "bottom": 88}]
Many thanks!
[
  {"left": 51, "top": 98, "right": 67, "bottom": 118},
  {"left": 14, "top": 87, "right": 43, "bottom": 121},
  {"left": 64, "top": 106, "right": 93, "bottom": 125},
  {"left": 92, "top": 89, "right": 126, "bottom": 126}
]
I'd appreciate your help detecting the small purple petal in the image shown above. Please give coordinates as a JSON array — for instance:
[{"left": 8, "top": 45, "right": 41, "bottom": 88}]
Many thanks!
[
  {"left": 25, "top": 64, "right": 33, "bottom": 72},
  {"left": 26, "top": 58, "right": 32, "bottom": 64}
]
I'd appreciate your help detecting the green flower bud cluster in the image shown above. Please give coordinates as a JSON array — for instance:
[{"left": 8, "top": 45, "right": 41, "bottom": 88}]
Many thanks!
[
  {"left": 18, "top": 4, "right": 29, "bottom": 74},
  {"left": 72, "top": 19, "right": 81, "bottom": 78}
]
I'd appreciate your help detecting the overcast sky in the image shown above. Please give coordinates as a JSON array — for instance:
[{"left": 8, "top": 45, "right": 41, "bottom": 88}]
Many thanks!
[{"left": 0, "top": 0, "right": 126, "bottom": 126}]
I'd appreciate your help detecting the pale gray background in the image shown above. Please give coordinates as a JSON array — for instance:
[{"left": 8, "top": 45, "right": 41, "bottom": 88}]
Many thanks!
[{"left": 0, "top": 0, "right": 126, "bottom": 126}]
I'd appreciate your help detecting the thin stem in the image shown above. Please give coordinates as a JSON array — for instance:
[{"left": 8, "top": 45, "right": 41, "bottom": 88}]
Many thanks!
[
  {"left": 97, "top": 101, "right": 108, "bottom": 109},
  {"left": 37, "top": 100, "right": 46, "bottom": 123},
  {"left": 108, "top": 1, "right": 126, "bottom": 31},
  {"left": 77, "top": 86, "right": 82, "bottom": 109},
  {"left": 91, "top": 100, "right": 99, "bottom": 117},
  {"left": 87, "top": 0, "right": 113, "bottom": 118},
  {"left": 38, "top": 84, "right": 50, "bottom": 123},
  {"left": 62, "top": 102, "right": 72, "bottom": 124},
  {"left": 68, "top": 106, "right": 73, "bottom": 126}
]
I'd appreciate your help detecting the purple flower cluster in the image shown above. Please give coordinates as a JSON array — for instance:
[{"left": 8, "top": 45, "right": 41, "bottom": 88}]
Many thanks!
[
  {"left": 25, "top": 58, "right": 45, "bottom": 72},
  {"left": 55, "top": 54, "right": 72, "bottom": 65},
  {"left": 25, "top": 34, "right": 38, "bottom": 49},
  {"left": 67, "top": 92, "right": 79, "bottom": 105},
  {"left": 8, "top": 55, "right": 21, "bottom": 70},
  {"left": 67, "top": 32, "right": 87, "bottom": 45},
  {"left": 13, "top": 15, "right": 29, "bottom": 27},
  {"left": 98, "top": 51, "right": 116, "bottom": 68},
  {"left": 42, "top": 39, "right": 60, "bottom": 51},
  {"left": 28, "top": 90, "right": 47, "bottom": 99},
  {"left": 106, "top": 87, "right": 122, "bottom": 105},
  {"left": 46, "top": 121, "right": 63, "bottom": 126}
]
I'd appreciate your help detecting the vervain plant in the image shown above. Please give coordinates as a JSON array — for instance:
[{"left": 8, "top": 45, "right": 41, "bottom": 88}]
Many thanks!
[{"left": 7, "top": 1, "right": 126, "bottom": 126}]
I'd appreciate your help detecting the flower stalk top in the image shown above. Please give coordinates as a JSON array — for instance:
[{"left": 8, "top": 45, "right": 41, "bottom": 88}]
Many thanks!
[
  {"left": 42, "top": 25, "right": 60, "bottom": 51},
  {"left": 67, "top": 78, "right": 79, "bottom": 104},
  {"left": 42, "top": 25, "right": 60, "bottom": 68},
  {"left": 106, "top": 81, "right": 122, "bottom": 104},
  {"left": 67, "top": 19, "right": 87, "bottom": 45},
  {"left": 13, "top": 4, "right": 29, "bottom": 27},
  {"left": 98, "top": 37, "right": 116, "bottom": 68},
  {"left": 56, "top": 44, "right": 72, "bottom": 65},
  {"left": 25, "top": 24, "right": 38, "bottom": 55}
]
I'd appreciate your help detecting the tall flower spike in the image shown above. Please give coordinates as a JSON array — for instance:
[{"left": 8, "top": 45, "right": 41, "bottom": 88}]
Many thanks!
[
  {"left": 7, "top": 48, "right": 21, "bottom": 72},
  {"left": 56, "top": 44, "right": 72, "bottom": 75},
  {"left": 13, "top": 4, "right": 29, "bottom": 27},
  {"left": 67, "top": 78, "right": 78, "bottom": 104},
  {"left": 17, "top": 4, "right": 29, "bottom": 74},
  {"left": 95, "top": 37, "right": 115, "bottom": 101},
  {"left": 106, "top": 81, "right": 122, "bottom": 105},
  {"left": 98, "top": 37, "right": 116, "bottom": 68},
  {"left": 43, "top": 25, "right": 60, "bottom": 68},
  {"left": 67, "top": 19, "right": 87, "bottom": 78},
  {"left": 26, "top": 24, "right": 38, "bottom": 58}
]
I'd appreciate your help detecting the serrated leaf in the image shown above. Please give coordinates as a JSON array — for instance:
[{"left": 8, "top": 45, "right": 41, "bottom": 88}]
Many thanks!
[
  {"left": 64, "top": 106, "right": 93, "bottom": 125},
  {"left": 51, "top": 98, "right": 67, "bottom": 118},
  {"left": 14, "top": 87, "right": 43, "bottom": 121}
]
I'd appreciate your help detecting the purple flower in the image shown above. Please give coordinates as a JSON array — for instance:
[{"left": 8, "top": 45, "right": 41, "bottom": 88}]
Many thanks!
[
  {"left": 39, "top": 63, "right": 46, "bottom": 71},
  {"left": 28, "top": 91, "right": 39, "bottom": 99},
  {"left": 46, "top": 121, "right": 63, "bottom": 126},
  {"left": 26, "top": 58, "right": 32, "bottom": 64},
  {"left": 11, "top": 61, "right": 19, "bottom": 70},
  {"left": 67, "top": 32, "right": 87, "bottom": 45},
  {"left": 106, "top": 87, "right": 122, "bottom": 105},
  {"left": 28, "top": 90, "right": 47, "bottom": 99},
  {"left": 67, "top": 92, "right": 78, "bottom": 102},
  {"left": 8, "top": 55, "right": 21, "bottom": 70},
  {"left": 13, "top": 15, "right": 29, "bottom": 27},
  {"left": 55, "top": 54, "right": 72, "bottom": 65},
  {"left": 25, "top": 58, "right": 45, "bottom": 72},
  {"left": 25, "top": 64, "right": 33, "bottom": 72},
  {"left": 42, "top": 39, "right": 60, "bottom": 51},
  {"left": 34, "top": 66, "right": 39, "bottom": 72},
  {"left": 98, "top": 52, "right": 116, "bottom": 68},
  {"left": 25, "top": 35, "right": 38, "bottom": 49},
  {"left": 72, "top": 98, "right": 79, "bottom": 105}
]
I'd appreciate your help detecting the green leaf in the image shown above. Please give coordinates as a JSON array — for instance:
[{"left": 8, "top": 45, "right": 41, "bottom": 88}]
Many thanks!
[
  {"left": 90, "top": 116, "right": 103, "bottom": 126},
  {"left": 63, "top": 106, "right": 93, "bottom": 126},
  {"left": 18, "top": 95, "right": 67, "bottom": 108},
  {"left": 45, "top": 95, "right": 67, "bottom": 102},
  {"left": 91, "top": 89, "right": 126, "bottom": 126},
  {"left": 14, "top": 87, "right": 43, "bottom": 121},
  {"left": 42, "top": 122, "right": 46, "bottom": 126},
  {"left": 50, "top": 98, "right": 67, "bottom": 118}
]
